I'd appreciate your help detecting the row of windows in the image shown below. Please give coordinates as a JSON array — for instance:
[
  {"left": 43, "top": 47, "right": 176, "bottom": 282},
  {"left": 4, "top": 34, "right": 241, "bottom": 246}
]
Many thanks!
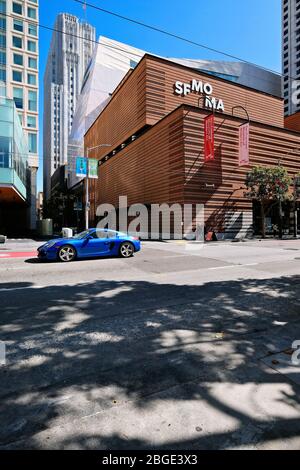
[
  {"left": 12, "top": 69, "right": 37, "bottom": 85},
  {"left": 13, "top": 87, "right": 37, "bottom": 112},
  {"left": 12, "top": 35, "right": 37, "bottom": 53},
  {"left": 17, "top": 112, "right": 37, "bottom": 129},
  {"left": 13, "top": 52, "right": 37, "bottom": 69},
  {"left": 13, "top": 18, "right": 37, "bottom": 36},
  {"left": 12, "top": 2, "right": 37, "bottom": 20}
]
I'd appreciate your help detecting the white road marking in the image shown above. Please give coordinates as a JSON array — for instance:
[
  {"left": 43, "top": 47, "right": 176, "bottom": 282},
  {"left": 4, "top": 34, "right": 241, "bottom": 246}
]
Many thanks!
[
  {"left": 208, "top": 263, "right": 258, "bottom": 270},
  {"left": 0, "top": 285, "right": 45, "bottom": 292}
]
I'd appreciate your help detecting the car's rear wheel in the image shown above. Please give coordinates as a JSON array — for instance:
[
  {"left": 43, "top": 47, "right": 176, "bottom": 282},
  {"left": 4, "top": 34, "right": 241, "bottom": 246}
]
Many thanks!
[
  {"left": 119, "top": 241, "right": 134, "bottom": 258},
  {"left": 58, "top": 245, "right": 76, "bottom": 262}
]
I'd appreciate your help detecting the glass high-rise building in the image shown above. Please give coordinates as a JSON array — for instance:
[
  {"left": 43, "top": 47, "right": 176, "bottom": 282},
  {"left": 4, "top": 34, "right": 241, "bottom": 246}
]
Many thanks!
[{"left": 0, "top": 0, "right": 39, "bottom": 233}]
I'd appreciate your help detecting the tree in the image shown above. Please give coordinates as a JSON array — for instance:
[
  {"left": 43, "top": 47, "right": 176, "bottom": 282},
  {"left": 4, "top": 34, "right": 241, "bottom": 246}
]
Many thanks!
[{"left": 244, "top": 166, "right": 291, "bottom": 238}]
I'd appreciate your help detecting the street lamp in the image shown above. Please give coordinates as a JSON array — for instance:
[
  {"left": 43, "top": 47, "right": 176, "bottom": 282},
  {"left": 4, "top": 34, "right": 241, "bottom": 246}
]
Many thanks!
[{"left": 85, "top": 144, "right": 111, "bottom": 230}]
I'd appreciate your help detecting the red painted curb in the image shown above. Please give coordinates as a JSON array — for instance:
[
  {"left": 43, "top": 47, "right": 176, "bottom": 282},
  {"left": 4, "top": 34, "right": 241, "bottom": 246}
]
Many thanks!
[{"left": 0, "top": 251, "right": 37, "bottom": 259}]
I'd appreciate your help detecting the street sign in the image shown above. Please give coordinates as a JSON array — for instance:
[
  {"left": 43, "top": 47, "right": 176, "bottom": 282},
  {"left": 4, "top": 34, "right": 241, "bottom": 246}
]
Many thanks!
[
  {"left": 76, "top": 157, "right": 87, "bottom": 177},
  {"left": 88, "top": 158, "right": 98, "bottom": 179}
]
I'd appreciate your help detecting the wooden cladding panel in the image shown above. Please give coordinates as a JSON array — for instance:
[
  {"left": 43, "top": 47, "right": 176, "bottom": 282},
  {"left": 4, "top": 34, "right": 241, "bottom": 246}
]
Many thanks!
[
  {"left": 182, "top": 108, "right": 300, "bottom": 230},
  {"left": 94, "top": 107, "right": 184, "bottom": 211},
  {"left": 91, "top": 103, "right": 300, "bottom": 231},
  {"left": 85, "top": 61, "right": 147, "bottom": 160},
  {"left": 85, "top": 55, "right": 284, "bottom": 163},
  {"left": 284, "top": 112, "right": 300, "bottom": 132},
  {"left": 144, "top": 56, "right": 283, "bottom": 128}
]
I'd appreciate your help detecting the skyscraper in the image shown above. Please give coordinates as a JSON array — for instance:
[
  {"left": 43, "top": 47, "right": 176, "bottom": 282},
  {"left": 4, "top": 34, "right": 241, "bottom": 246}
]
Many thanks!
[
  {"left": 43, "top": 13, "right": 95, "bottom": 200},
  {"left": 0, "top": 0, "right": 39, "bottom": 232},
  {"left": 282, "top": 0, "right": 300, "bottom": 116}
]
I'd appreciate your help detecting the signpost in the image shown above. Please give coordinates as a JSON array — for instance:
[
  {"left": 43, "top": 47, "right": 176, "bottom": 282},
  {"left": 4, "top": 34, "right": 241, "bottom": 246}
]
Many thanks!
[{"left": 85, "top": 144, "right": 111, "bottom": 230}]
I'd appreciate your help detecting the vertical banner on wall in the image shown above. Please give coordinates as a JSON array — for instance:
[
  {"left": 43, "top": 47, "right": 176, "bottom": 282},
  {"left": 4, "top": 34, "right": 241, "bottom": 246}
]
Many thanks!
[
  {"left": 88, "top": 158, "right": 98, "bottom": 179},
  {"left": 76, "top": 157, "right": 87, "bottom": 177},
  {"left": 204, "top": 114, "right": 215, "bottom": 162},
  {"left": 238, "top": 122, "right": 250, "bottom": 166}
]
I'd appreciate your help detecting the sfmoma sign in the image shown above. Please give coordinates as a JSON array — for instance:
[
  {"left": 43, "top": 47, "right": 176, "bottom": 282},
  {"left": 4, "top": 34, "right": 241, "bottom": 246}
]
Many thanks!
[{"left": 174, "top": 79, "right": 225, "bottom": 112}]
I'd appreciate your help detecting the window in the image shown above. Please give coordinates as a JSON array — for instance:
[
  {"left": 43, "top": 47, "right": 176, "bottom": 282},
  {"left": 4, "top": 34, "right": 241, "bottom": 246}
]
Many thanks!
[
  {"left": 28, "top": 133, "right": 37, "bottom": 153},
  {"left": 28, "top": 23, "right": 37, "bottom": 36},
  {"left": 12, "top": 70, "right": 22, "bottom": 82},
  {"left": 0, "top": 17, "right": 6, "bottom": 31},
  {"left": 13, "top": 53, "right": 23, "bottom": 66},
  {"left": 0, "top": 66, "right": 5, "bottom": 82},
  {"left": 12, "top": 36, "right": 22, "bottom": 48},
  {"left": 27, "top": 73, "right": 36, "bottom": 85},
  {"left": 0, "top": 33, "right": 5, "bottom": 48},
  {"left": 13, "top": 19, "right": 23, "bottom": 32},
  {"left": 13, "top": 87, "right": 23, "bottom": 109},
  {"left": 27, "top": 40, "right": 36, "bottom": 52},
  {"left": 12, "top": 2, "right": 22, "bottom": 15},
  {"left": 27, "top": 7, "right": 37, "bottom": 19},
  {"left": 27, "top": 115, "right": 36, "bottom": 128},
  {"left": 28, "top": 56, "right": 37, "bottom": 69},
  {"left": 0, "top": 51, "right": 5, "bottom": 65},
  {"left": 28, "top": 90, "right": 37, "bottom": 111},
  {"left": 0, "top": 1, "right": 6, "bottom": 14}
]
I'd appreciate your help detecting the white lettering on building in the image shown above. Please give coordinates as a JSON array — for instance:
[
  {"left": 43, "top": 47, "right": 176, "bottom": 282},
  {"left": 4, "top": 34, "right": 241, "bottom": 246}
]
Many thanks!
[{"left": 174, "top": 79, "right": 225, "bottom": 112}]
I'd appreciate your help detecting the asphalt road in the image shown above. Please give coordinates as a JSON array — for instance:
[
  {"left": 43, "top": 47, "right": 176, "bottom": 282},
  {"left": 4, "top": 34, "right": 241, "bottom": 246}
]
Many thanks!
[{"left": 1, "top": 239, "right": 300, "bottom": 449}]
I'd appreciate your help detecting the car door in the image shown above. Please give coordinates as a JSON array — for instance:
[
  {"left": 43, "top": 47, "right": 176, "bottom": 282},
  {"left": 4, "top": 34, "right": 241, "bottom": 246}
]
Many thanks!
[{"left": 81, "top": 231, "right": 110, "bottom": 256}]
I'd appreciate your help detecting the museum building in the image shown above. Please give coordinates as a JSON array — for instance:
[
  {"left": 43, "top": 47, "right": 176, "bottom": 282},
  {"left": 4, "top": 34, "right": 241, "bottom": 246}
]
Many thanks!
[{"left": 84, "top": 54, "right": 300, "bottom": 238}]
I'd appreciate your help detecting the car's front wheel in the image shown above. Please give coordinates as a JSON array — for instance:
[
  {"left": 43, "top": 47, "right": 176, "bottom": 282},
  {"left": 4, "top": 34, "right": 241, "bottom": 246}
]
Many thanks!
[
  {"left": 119, "top": 241, "right": 134, "bottom": 258},
  {"left": 58, "top": 245, "right": 76, "bottom": 262}
]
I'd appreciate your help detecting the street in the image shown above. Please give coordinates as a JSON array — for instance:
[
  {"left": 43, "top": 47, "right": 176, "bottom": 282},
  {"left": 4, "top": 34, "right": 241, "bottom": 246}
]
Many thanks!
[{"left": 0, "top": 239, "right": 300, "bottom": 449}]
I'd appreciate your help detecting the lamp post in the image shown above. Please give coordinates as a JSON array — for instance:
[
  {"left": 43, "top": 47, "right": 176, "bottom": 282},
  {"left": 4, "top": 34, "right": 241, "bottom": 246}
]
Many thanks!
[{"left": 85, "top": 144, "right": 111, "bottom": 230}]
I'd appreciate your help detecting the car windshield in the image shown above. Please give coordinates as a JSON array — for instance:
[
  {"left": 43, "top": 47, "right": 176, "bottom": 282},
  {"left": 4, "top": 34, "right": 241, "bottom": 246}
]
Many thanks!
[{"left": 73, "top": 230, "right": 91, "bottom": 239}]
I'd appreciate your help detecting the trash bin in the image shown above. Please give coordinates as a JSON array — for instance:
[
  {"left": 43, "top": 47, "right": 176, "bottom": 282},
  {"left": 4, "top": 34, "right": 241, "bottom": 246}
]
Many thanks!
[
  {"left": 37, "top": 219, "right": 53, "bottom": 237},
  {"left": 62, "top": 227, "right": 73, "bottom": 238}
]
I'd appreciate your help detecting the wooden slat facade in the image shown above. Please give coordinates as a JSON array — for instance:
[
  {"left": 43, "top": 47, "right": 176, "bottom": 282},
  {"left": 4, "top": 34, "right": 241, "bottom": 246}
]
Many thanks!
[
  {"left": 85, "top": 54, "right": 300, "bottom": 237},
  {"left": 89, "top": 104, "right": 300, "bottom": 234},
  {"left": 85, "top": 55, "right": 284, "bottom": 160},
  {"left": 285, "top": 111, "right": 300, "bottom": 132}
]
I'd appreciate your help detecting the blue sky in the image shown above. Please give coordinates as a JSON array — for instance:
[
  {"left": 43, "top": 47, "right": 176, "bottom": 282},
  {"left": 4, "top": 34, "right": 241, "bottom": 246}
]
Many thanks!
[{"left": 38, "top": 0, "right": 282, "bottom": 191}]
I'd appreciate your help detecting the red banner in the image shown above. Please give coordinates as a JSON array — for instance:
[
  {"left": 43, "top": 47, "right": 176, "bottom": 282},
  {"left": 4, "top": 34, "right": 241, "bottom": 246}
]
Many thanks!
[
  {"left": 204, "top": 114, "right": 214, "bottom": 162},
  {"left": 238, "top": 122, "right": 250, "bottom": 166}
]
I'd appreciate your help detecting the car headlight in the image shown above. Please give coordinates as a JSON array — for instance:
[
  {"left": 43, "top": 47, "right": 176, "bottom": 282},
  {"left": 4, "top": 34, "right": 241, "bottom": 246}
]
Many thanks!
[{"left": 44, "top": 240, "right": 57, "bottom": 249}]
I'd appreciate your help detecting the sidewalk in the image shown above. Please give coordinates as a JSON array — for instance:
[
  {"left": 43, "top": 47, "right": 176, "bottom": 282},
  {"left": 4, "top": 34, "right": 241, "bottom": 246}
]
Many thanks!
[{"left": 0, "top": 239, "right": 43, "bottom": 252}]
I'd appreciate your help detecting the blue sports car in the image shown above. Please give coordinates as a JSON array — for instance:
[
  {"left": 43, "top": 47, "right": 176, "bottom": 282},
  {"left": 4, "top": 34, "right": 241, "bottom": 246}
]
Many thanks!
[{"left": 37, "top": 228, "right": 141, "bottom": 262}]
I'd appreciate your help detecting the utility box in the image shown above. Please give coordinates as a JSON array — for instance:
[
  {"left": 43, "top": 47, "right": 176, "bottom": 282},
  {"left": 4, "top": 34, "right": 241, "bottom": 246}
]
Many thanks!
[
  {"left": 37, "top": 219, "right": 53, "bottom": 237},
  {"left": 62, "top": 227, "right": 73, "bottom": 238}
]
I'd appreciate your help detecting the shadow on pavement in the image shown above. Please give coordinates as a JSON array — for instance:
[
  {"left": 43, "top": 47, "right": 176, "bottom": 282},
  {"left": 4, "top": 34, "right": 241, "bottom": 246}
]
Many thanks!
[{"left": 0, "top": 275, "right": 300, "bottom": 449}]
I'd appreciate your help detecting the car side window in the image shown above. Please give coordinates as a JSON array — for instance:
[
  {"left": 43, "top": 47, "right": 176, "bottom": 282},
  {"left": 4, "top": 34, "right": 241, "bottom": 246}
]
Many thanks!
[
  {"left": 106, "top": 231, "right": 117, "bottom": 239},
  {"left": 94, "top": 230, "right": 108, "bottom": 239}
]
